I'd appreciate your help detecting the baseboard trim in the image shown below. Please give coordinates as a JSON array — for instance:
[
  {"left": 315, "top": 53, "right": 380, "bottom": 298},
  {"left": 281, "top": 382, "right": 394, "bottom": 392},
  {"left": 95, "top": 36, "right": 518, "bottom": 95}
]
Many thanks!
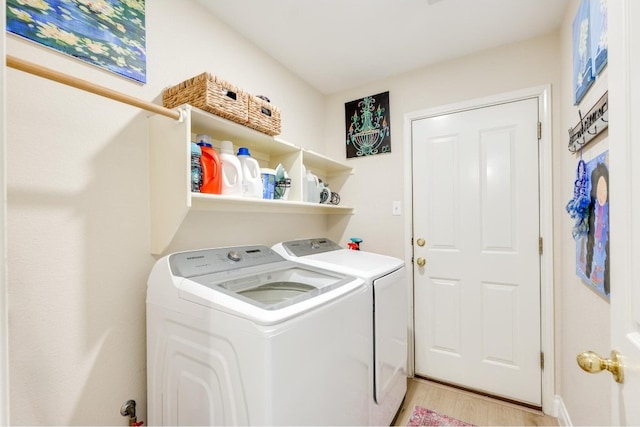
[{"left": 554, "top": 395, "right": 573, "bottom": 426}]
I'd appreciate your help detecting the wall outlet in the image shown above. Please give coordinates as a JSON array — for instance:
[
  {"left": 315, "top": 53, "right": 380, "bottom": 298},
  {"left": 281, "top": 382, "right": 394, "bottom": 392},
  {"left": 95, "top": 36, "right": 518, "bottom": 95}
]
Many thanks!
[{"left": 392, "top": 201, "right": 401, "bottom": 216}]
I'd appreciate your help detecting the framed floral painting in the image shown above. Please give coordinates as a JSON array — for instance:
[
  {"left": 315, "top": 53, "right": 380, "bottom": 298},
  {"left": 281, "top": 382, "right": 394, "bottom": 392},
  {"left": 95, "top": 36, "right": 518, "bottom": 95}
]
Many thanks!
[{"left": 6, "top": 0, "right": 146, "bottom": 83}]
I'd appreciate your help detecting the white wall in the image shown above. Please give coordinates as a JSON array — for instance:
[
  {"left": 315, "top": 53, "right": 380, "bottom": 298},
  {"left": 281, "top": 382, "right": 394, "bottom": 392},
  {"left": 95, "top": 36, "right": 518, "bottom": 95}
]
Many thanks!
[
  {"left": 557, "top": 1, "right": 611, "bottom": 425},
  {"left": 5, "top": 1, "right": 335, "bottom": 424}
]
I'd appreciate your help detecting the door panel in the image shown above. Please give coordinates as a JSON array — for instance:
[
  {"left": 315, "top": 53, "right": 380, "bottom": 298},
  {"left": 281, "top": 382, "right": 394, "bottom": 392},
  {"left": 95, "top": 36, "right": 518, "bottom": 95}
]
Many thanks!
[
  {"left": 481, "top": 129, "right": 515, "bottom": 250},
  {"left": 412, "top": 98, "right": 541, "bottom": 405},
  {"left": 609, "top": 1, "right": 640, "bottom": 424},
  {"left": 428, "top": 135, "right": 459, "bottom": 250},
  {"left": 431, "top": 278, "right": 462, "bottom": 354}
]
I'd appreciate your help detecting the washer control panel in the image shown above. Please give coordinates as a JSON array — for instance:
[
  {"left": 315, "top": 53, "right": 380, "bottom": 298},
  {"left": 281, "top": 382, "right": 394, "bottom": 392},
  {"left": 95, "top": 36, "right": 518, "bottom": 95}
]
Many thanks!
[
  {"left": 169, "top": 245, "right": 285, "bottom": 278},
  {"left": 227, "top": 250, "right": 243, "bottom": 262}
]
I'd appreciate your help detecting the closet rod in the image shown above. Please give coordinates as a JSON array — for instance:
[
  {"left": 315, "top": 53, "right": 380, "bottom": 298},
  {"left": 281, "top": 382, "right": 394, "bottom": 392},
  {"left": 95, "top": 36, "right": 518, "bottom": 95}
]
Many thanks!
[{"left": 5, "top": 54, "right": 181, "bottom": 121}]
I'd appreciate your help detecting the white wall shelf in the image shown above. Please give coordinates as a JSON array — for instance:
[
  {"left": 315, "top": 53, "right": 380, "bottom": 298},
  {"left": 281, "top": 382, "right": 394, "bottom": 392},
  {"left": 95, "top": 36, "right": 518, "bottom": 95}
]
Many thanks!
[{"left": 148, "top": 104, "right": 354, "bottom": 254}]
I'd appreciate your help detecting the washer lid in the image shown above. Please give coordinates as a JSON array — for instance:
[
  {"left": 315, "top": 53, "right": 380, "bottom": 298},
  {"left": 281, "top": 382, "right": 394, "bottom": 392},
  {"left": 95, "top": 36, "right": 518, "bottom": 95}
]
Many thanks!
[
  {"left": 195, "top": 264, "right": 356, "bottom": 311},
  {"left": 165, "top": 245, "right": 365, "bottom": 325},
  {"left": 178, "top": 266, "right": 365, "bottom": 325},
  {"left": 237, "top": 281, "right": 315, "bottom": 305}
]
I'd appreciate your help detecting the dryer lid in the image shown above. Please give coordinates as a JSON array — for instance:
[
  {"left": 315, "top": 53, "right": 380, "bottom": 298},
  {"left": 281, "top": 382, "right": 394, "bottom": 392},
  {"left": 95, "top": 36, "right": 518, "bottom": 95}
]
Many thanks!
[{"left": 274, "top": 238, "right": 405, "bottom": 280}]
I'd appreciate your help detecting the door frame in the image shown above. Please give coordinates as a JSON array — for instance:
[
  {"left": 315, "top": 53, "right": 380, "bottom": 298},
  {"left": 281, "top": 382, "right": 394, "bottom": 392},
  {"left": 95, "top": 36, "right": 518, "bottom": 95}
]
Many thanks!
[
  {"left": 1, "top": 0, "right": 9, "bottom": 424},
  {"left": 402, "top": 85, "right": 555, "bottom": 414}
]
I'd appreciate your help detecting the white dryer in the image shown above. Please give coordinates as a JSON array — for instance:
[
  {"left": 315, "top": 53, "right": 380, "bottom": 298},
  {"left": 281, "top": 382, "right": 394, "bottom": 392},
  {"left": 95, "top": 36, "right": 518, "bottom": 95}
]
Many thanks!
[
  {"left": 147, "top": 245, "right": 371, "bottom": 426},
  {"left": 272, "top": 238, "right": 408, "bottom": 426}
]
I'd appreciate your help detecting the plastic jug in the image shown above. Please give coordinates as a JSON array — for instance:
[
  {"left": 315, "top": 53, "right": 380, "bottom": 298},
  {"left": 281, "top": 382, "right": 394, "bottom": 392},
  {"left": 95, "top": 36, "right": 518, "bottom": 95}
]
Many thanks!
[
  {"left": 196, "top": 134, "right": 222, "bottom": 194},
  {"left": 305, "top": 170, "right": 321, "bottom": 203},
  {"left": 301, "top": 164, "right": 307, "bottom": 202},
  {"left": 237, "top": 147, "right": 262, "bottom": 198},
  {"left": 260, "top": 168, "right": 276, "bottom": 199},
  {"left": 219, "top": 140, "right": 243, "bottom": 196},
  {"left": 190, "top": 142, "right": 202, "bottom": 192}
]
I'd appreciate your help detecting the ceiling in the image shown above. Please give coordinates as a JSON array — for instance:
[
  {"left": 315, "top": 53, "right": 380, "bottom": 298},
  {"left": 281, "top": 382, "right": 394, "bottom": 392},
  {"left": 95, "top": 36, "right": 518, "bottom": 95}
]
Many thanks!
[{"left": 198, "top": 0, "right": 569, "bottom": 94}]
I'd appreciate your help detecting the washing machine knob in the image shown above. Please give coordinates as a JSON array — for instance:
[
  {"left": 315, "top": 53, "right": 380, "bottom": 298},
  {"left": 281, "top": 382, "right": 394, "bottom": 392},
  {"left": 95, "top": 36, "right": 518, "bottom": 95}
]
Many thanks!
[{"left": 227, "top": 250, "right": 242, "bottom": 262}]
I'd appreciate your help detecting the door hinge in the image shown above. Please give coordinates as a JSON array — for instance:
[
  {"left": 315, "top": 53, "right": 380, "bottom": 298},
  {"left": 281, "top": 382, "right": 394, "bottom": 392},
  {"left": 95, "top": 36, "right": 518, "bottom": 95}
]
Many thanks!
[
  {"left": 540, "top": 352, "right": 545, "bottom": 370},
  {"left": 537, "top": 122, "right": 542, "bottom": 140},
  {"left": 539, "top": 237, "right": 543, "bottom": 255}
]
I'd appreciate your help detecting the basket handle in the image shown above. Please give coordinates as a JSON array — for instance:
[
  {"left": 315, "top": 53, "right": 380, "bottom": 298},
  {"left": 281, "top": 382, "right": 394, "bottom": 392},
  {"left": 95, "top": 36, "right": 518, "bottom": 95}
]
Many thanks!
[
  {"left": 221, "top": 89, "right": 237, "bottom": 101},
  {"left": 260, "top": 106, "right": 272, "bottom": 117}
]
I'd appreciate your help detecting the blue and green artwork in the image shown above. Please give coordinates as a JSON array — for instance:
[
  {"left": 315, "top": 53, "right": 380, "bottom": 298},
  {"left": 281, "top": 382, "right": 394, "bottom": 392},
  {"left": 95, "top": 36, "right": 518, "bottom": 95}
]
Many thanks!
[
  {"left": 6, "top": 0, "right": 146, "bottom": 83},
  {"left": 572, "top": 0, "right": 594, "bottom": 105},
  {"left": 590, "top": 0, "right": 608, "bottom": 76},
  {"left": 345, "top": 91, "right": 391, "bottom": 158}
]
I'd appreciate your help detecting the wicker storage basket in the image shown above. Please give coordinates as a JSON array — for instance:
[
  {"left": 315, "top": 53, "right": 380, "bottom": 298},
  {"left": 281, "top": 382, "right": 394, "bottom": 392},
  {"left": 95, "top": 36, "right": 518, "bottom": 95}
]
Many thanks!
[
  {"left": 247, "top": 95, "right": 281, "bottom": 136},
  {"left": 162, "top": 73, "right": 249, "bottom": 125}
]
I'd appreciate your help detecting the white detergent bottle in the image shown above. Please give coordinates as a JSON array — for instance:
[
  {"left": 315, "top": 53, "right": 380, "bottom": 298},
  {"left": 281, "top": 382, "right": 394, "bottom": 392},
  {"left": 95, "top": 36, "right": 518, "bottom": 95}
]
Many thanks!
[
  {"left": 220, "top": 140, "right": 243, "bottom": 196},
  {"left": 305, "top": 170, "right": 321, "bottom": 203},
  {"left": 237, "top": 147, "right": 262, "bottom": 198},
  {"left": 301, "top": 164, "right": 307, "bottom": 202}
]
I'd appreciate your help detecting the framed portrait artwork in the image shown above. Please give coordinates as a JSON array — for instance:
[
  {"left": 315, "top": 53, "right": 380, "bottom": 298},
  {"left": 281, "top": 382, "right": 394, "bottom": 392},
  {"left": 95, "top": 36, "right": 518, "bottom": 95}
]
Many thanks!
[{"left": 575, "top": 150, "right": 610, "bottom": 300}]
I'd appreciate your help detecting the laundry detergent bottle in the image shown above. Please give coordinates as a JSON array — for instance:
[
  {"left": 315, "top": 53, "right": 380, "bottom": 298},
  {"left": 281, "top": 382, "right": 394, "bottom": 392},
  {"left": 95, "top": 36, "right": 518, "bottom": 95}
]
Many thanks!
[
  {"left": 190, "top": 142, "right": 202, "bottom": 192},
  {"left": 196, "top": 134, "right": 223, "bottom": 194},
  {"left": 220, "top": 140, "right": 243, "bottom": 196},
  {"left": 305, "top": 169, "right": 321, "bottom": 203},
  {"left": 237, "top": 147, "right": 262, "bottom": 198}
]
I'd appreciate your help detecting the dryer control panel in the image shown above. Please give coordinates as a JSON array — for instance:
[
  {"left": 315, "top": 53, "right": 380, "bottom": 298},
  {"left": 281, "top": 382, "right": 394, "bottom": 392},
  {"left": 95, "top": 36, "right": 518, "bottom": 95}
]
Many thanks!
[{"left": 281, "top": 238, "right": 343, "bottom": 257}]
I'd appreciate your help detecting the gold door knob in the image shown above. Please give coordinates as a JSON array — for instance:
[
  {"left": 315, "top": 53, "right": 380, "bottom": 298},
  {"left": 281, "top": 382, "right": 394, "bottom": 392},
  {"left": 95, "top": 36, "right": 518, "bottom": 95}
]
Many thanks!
[
  {"left": 416, "top": 257, "right": 426, "bottom": 267},
  {"left": 577, "top": 350, "right": 624, "bottom": 383},
  {"left": 416, "top": 238, "right": 426, "bottom": 247}
]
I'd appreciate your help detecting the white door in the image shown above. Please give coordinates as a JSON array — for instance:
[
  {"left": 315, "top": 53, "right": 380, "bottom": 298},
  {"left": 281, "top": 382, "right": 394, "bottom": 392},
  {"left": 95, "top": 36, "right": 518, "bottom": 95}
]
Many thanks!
[
  {"left": 412, "top": 98, "right": 542, "bottom": 406},
  {"left": 607, "top": 1, "right": 640, "bottom": 424}
]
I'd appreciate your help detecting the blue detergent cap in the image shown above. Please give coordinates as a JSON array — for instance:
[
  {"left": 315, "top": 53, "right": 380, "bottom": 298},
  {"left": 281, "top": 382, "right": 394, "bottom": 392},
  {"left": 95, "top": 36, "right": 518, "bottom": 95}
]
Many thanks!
[
  {"left": 237, "top": 147, "right": 251, "bottom": 156},
  {"left": 197, "top": 141, "right": 212, "bottom": 147}
]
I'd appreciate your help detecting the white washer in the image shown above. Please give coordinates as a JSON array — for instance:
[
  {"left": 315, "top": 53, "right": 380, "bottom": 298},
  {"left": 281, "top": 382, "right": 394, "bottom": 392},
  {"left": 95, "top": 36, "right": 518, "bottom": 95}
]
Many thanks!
[
  {"left": 272, "top": 238, "right": 408, "bottom": 426},
  {"left": 147, "top": 244, "right": 370, "bottom": 426}
]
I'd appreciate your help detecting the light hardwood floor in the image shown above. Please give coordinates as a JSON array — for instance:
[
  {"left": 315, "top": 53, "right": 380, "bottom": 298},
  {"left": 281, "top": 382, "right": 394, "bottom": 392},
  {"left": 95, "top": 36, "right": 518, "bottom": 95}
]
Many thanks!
[{"left": 393, "top": 377, "right": 558, "bottom": 426}]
